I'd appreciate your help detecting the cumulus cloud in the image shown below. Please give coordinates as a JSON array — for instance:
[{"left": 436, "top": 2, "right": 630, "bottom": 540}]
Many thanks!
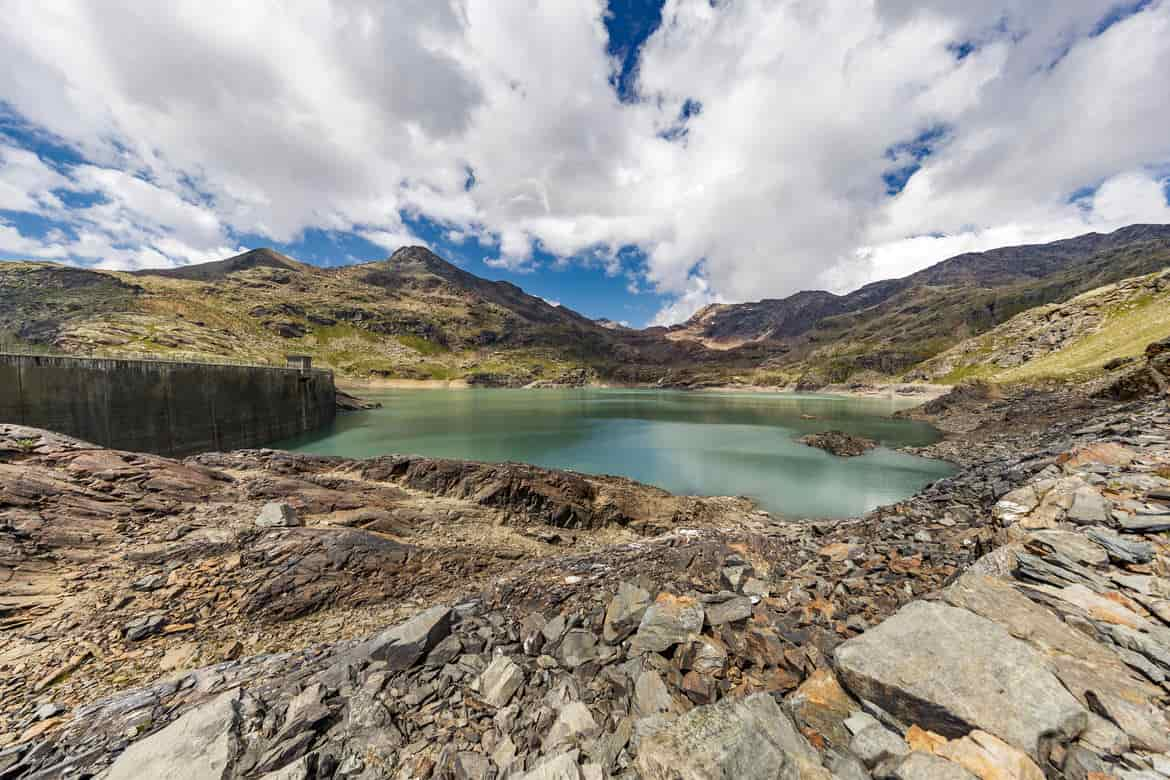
[
  {"left": 0, "top": 0, "right": 1167, "bottom": 318},
  {"left": 649, "top": 271, "right": 724, "bottom": 326}
]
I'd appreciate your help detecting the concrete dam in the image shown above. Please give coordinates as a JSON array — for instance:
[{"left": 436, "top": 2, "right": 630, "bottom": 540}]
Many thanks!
[{"left": 0, "top": 354, "right": 336, "bottom": 456}]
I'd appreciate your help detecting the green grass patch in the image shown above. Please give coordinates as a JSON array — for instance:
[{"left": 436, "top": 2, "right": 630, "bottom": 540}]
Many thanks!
[
  {"left": 996, "top": 291, "right": 1170, "bottom": 382},
  {"left": 314, "top": 323, "right": 380, "bottom": 344},
  {"left": 396, "top": 334, "right": 448, "bottom": 355},
  {"left": 421, "top": 363, "right": 459, "bottom": 380}
]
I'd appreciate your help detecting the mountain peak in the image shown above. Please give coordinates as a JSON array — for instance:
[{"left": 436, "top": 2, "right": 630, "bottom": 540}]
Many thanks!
[{"left": 132, "top": 247, "right": 305, "bottom": 281}]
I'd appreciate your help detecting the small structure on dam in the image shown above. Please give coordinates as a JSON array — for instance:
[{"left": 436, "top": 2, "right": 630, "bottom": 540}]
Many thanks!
[
  {"left": 0, "top": 353, "right": 337, "bottom": 456},
  {"left": 286, "top": 354, "right": 313, "bottom": 372}
]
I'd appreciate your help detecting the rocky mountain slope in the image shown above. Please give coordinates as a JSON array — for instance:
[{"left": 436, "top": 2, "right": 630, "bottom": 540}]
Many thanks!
[
  {"left": 2, "top": 369, "right": 1170, "bottom": 777},
  {"left": 3, "top": 225, "right": 1170, "bottom": 388},
  {"left": 909, "top": 267, "right": 1170, "bottom": 385},
  {"left": 0, "top": 247, "right": 773, "bottom": 386},
  {"left": 670, "top": 224, "right": 1170, "bottom": 385}
]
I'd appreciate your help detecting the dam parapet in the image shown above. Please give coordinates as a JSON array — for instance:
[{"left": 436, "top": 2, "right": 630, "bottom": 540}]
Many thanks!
[{"left": 0, "top": 352, "right": 336, "bottom": 456}]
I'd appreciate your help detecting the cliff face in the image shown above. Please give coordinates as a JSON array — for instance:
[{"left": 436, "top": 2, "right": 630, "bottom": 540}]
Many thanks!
[{"left": 3, "top": 377, "right": 1170, "bottom": 777}]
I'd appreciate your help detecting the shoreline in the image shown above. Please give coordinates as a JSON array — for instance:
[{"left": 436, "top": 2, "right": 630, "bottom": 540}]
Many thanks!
[{"left": 339, "top": 376, "right": 952, "bottom": 402}]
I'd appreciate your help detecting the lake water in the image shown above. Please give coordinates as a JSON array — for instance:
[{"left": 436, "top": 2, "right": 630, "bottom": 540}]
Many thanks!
[{"left": 277, "top": 388, "right": 954, "bottom": 519}]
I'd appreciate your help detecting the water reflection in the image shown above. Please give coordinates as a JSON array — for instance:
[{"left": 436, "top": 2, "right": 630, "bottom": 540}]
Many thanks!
[{"left": 277, "top": 388, "right": 954, "bottom": 518}]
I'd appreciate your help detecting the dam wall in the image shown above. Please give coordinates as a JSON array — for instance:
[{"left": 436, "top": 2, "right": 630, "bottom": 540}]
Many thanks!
[{"left": 0, "top": 354, "right": 336, "bottom": 456}]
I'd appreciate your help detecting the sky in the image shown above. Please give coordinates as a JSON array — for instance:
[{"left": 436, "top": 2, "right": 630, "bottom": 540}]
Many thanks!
[{"left": 2, "top": 1, "right": 1170, "bottom": 327}]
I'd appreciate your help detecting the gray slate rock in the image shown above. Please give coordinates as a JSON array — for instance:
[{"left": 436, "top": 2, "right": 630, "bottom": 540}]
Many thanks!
[
  {"left": 123, "top": 613, "right": 166, "bottom": 641},
  {"left": 256, "top": 502, "right": 300, "bottom": 528},
  {"left": 476, "top": 655, "right": 525, "bottom": 708},
  {"left": 630, "top": 594, "right": 705, "bottom": 654},
  {"left": 702, "top": 592, "right": 753, "bottom": 625},
  {"left": 558, "top": 629, "right": 599, "bottom": 669},
  {"left": 1086, "top": 527, "right": 1155, "bottom": 564},
  {"left": 543, "top": 702, "right": 600, "bottom": 752},
  {"left": 850, "top": 723, "right": 908, "bottom": 768},
  {"left": 1116, "top": 513, "right": 1170, "bottom": 533},
  {"left": 634, "top": 670, "right": 683, "bottom": 718},
  {"left": 636, "top": 693, "right": 826, "bottom": 779},
  {"left": 892, "top": 753, "right": 978, "bottom": 780},
  {"left": 1067, "top": 486, "right": 1111, "bottom": 525},
  {"left": 105, "top": 689, "right": 242, "bottom": 780},
  {"left": 1026, "top": 529, "right": 1109, "bottom": 567},
  {"left": 834, "top": 600, "right": 1087, "bottom": 761},
  {"left": 362, "top": 605, "right": 452, "bottom": 671},
  {"left": 602, "top": 582, "right": 651, "bottom": 644},
  {"left": 453, "top": 751, "right": 493, "bottom": 780},
  {"left": 514, "top": 750, "right": 582, "bottom": 780}
]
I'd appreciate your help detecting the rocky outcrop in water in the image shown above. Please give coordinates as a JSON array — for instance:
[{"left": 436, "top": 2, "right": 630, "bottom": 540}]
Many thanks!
[
  {"left": 799, "top": 430, "right": 879, "bottom": 457},
  {"left": 335, "top": 390, "right": 382, "bottom": 411}
]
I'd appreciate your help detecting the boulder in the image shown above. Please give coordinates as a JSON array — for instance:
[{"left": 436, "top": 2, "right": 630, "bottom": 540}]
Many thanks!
[
  {"left": 105, "top": 689, "right": 242, "bottom": 780},
  {"left": 1065, "top": 487, "right": 1111, "bottom": 525},
  {"left": 933, "top": 730, "right": 1045, "bottom": 780},
  {"left": 361, "top": 605, "right": 452, "bottom": 671},
  {"left": 892, "top": 753, "right": 978, "bottom": 780},
  {"left": 256, "top": 502, "right": 300, "bottom": 528},
  {"left": 123, "top": 613, "right": 166, "bottom": 641},
  {"left": 514, "top": 750, "right": 583, "bottom": 780},
  {"left": 476, "top": 655, "right": 525, "bottom": 708},
  {"left": 944, "top": 575, "right": 1169, "bottom": 753},
  {"left": 834, "top": 600, "right": 1086, "bottom": 761},
  {"left": 630, "top": 593, "right": 705, "bottom": 654},
  {"left": 850, "top": 722, "right": 908, "bottom": 769},
  {"left": 542, "top": 703, "right": 599, "bottom": 752},
  {"left": 602, "top": 582, "right": 651, "bottom": 644},
  {"left": 636, "top": 693, "right": 829, "bottom": 779},
  {"left": 702, "top": 592, "right": 753, "bottom": 625}
]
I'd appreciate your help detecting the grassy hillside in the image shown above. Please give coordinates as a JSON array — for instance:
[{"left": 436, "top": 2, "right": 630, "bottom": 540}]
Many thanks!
[
  {"left": 670, "top": 225, "right": 1170, "bottom": 386},
  {"left": 5, "top": 227, "right": 1170, "bottom": 389},
  {"left": 0, "top": 247, "right": 773, "bottom": 386},
  {"left": 909, "top": 268, "right": 1170, "bottom": 385}
]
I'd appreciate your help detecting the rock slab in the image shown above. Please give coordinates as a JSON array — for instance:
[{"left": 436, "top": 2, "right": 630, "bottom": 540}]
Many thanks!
[
  {"left": 255, "top": 502, "right": 300, "bottom": 528},
  {"left": 636, "top": 693, "right": 827, "bottom": 779},
  {"left": 105, "top": 689, "right": 241, "bottom": 780},
  {"left": 363, "top": 605, "right": 452, "bottom": 671},
  {"left": 834, "top": 600, "right": 1086, "bottom": 761}
]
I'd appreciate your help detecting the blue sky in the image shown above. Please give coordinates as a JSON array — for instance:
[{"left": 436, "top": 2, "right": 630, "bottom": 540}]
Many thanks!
[
  {"left": 2, "top": 0, "right": 1169, "bottom": 327},
  {"left": 0, "top": 1, "right": 673, "bottom": 326}
]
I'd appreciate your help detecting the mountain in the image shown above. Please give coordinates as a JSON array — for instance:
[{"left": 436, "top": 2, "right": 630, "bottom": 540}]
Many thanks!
[
  {"left": 0, "top": 246, "right": 773, "bottom": 385},
  {"left": 133, "top": 247, "right": 309, "bottom": 281},
  {"left": 669, "top": 224, "right": 1170, "bottom": 384},
  {"left": 4, "top": 225, "right": 1170, "bottom": 387}
]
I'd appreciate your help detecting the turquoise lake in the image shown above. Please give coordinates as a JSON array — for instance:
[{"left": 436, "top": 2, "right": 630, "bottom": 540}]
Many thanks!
[{"left": 277, "top": 388, "right": 954, "bottom": 519}]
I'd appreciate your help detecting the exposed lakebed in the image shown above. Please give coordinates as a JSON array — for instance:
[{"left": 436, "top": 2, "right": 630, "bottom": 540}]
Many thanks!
[{"left": 278, "top": 388, "right": 954, "bottom": 518}]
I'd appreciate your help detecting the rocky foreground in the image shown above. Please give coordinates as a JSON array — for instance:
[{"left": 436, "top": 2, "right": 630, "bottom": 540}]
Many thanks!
[{"left": 1, "top": 384, "right": 1170, "bottom": 778}]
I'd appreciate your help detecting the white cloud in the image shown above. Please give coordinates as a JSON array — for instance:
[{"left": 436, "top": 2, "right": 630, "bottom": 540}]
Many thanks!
[
  {"left": 0, "top": 0, "right": 1166, "bottom": 321},
  {"left": 0, "top": 145, "right": 69, "bottom": 213},
  {"left": 360, "top": 228, "right": 430, "bottom": 253},
  {"left": 650, "top": 272, "right": 724, "bottom": 326}
]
